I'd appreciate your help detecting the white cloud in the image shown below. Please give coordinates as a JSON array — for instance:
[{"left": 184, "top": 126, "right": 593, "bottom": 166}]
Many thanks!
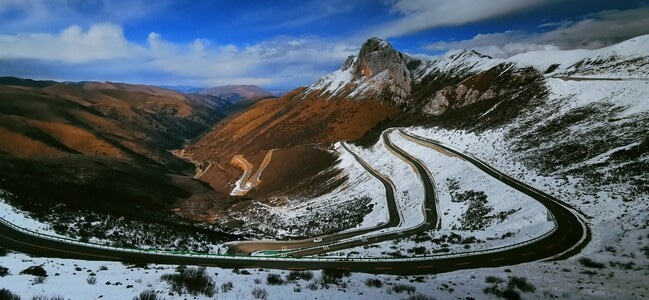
[
  {"left": 0, "top": 24, "right": 356, "bottom": 89},
  {"left": 0, "top": 0, "right": 171, "bottom": 33},
  {"left": 0, "top": 24, "right": 145, "bottom": 63},
  {"left": 372, "top": 0, "right": 549, "bottom": 38},
  {"left": 423, "top": 6, "right": 649, "bottom": 58}
]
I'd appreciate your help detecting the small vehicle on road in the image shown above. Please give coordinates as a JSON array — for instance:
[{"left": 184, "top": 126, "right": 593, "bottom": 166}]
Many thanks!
[{"left": 313, "top": 238, "right": 323, "bottom": 243}]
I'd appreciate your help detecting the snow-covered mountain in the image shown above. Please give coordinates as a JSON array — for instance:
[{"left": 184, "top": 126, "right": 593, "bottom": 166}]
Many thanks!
[{"left": 305, "top": 35, "right": 649, "bottom": 114}]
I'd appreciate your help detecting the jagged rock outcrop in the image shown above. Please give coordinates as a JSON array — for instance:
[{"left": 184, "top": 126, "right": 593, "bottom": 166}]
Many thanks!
[{"left": 305, "top": 37, "right": 414, "bottom": 105}]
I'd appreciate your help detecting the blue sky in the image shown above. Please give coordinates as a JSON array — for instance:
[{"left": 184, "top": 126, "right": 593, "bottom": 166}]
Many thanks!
[{"left": 1, "top": 0, "right": 648, "bottom": 90}]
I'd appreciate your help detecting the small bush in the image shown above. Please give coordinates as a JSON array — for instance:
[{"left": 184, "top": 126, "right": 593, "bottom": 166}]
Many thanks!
[
  {"left": 0, "top": 247, "right": 8, "bottom": 257},
  {"left": 0, "top": 265, "right": 9, "bottom": 277},
  {"left": 365, "top": 278, "right": 383, "bottom": 288},
  {"left": 132, "top": 289, "right": 161, "bottom": 300},
  {"left": 0, "top": 288, "right": 20, "bottom": 300},
  {"left": 160, "top": 267, "right": 214, "bottom": 297},
  {"left": 254, "top": 278, "right": 262, "bottom": 284},
  {"left": 20, "top": 266, "right": 47, "bottom": 277},
  {"left": 99, "top": 265, "right": 108, "bottom": 271},
  {"left": 485, "top": 275, "right": 505, "bottom": 284},
  {"left": 405, "top": 293, "right": 436, "bottom": 300},
  {"left": 87, "top": 275, "right": 97, "bottom": 285},
  {"left": 579, "top": 257, "right": 605, "bottom": 269},
  {"left": 266, "top": 273, "right": 285, "bottom": 285},
  {"left": 32, "top": 276, "right": 47, "bottom": 284},
  {"left": 393, "top": 283, "right": 416, "bottom": 294},
  {"left": 508, "top": 276, "right": 535, "bottom": 293},
  {"left": 307, "top": 281, "right": 319, "bottom": 290},
  {"left": 286, "top": 270, "right": 314, "bottom": 281},
  {"left": 251, "top": 287, "right": 268, "bottom": 299},
  {"left": 220, "top": 281, "right": 233, "bottom": 293},
  {"left": 321, "top": 269, "right": 350, "bottom": 285}
]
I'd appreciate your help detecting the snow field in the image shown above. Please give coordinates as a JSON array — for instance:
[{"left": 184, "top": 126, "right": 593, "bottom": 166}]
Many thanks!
[{"left": 262, "top": 142, "right": 388, "bottom": 236}]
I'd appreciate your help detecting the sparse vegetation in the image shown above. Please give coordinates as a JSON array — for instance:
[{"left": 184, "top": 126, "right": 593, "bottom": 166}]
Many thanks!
[
  {"left": 405, "top": 293, "right": 436, "bottom": 300},
  {"left": 321, "top": 268, "right": 351, "bottom": 285},
  {"left": 20, "top": 266, "right": 47, "bottom": 277},
  {"left": 251, "top": 287, "right": 268, "bottom": 299},
  {"left": 160, "top": 267, "right": 214, "bottom": 297},
  {"left": 393, "top": 283, "right": 417, "bottom": 294},
  {"left": 0, "top": 265, "right": 9, "bottom": 277},
  {"left": 483, "top": 275, "right": 536, "bottom": 299},
  {"left": 266, "top": 273, "right": 286, "bottom": 285},
  {"left": 86, "top": 275, "right": 97, "bottom": 285},
  {"left": 220, "top": 281, "right": 233, "bottom": 293},
  {"left": 0, "top": 288, "right": 20, "bottom": 300},
  {"left": 133, "top": 290, "right": 162, "bottom": 300},
  {"left": 32, "top": 276, "right": 47, "bottom": 284},
  {"left": 579, "top": 257, "right": 606, "bottom": 269},
  {"left": 286, "top": 270, "right": 313, "bottom": 281},
  {"left": 365, "top": 278, "right": 383, "bottom": 288}
]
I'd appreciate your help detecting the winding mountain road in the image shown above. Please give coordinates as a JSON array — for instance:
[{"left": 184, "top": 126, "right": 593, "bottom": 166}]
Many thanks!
[{"left": 0, "top": 128, "right": 590, "bottom": 275}]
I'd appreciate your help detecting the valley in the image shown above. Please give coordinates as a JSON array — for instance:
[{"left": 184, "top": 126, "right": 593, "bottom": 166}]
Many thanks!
[{"left": 1, "top": 34, "right": 648, "bottom": 299}]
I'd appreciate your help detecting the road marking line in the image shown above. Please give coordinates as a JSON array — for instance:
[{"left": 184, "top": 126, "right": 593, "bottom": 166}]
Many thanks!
[
  {"left": 490, "top": 257, "right": 504, "bottom": 262},
  {"left": 521, "top": 252, "right": 533, "bottom": 256},
  {"left": 417, "top": 265, "right": 433, "bottom": 269},
  {"left": 456, "top": 262, "right": 471, "bottom": 266},
  {"left": 561, "top": 236, "right": 567, "bottom": 241},
  {"left": 545, "top": 245, "right": 554, "bottom": 249}
]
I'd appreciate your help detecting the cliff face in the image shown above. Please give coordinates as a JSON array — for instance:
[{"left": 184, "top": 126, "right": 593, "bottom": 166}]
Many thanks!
[{"left": 304, "top": 38, "right": 414, "bottom": 105}]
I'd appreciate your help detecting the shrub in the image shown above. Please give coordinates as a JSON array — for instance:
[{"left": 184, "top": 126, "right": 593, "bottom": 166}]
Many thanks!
[
  {"left": 405, "top": 293, "right": 436, "bottom": 300},
  {"left": 252, "top": 287, "right": 268, "bottom": 299},
  {"left": 306, "top": 281, "right": 319, "bottom": 290},
  {"left": 578, "top": 257, "right": 605, "bottom": 269},
  {"left": 20, "top": 265, "right": 47, "bottom": 277},
  {"left": 99, "top": 265, "right": 108, "bottom": 271},
  {"left": 160, "top": 267, "right": 214, "bottom": 297},
  {"left": 321, "top": 269, "right": 350, "bottom": 285},
  {"left": 132, "top": 289, "right": 161, "bottom": 300},
  {"left": 0, "top": 265, "right": 9, "bottom": 277},
  {"left": 0, "top": 247, "right": 8, "bottom": 257},
  {"left": 286, "top": 270, "right": 314, "bottom": 281},
  {"left": 220, "top": 281, "right": 233, "bottom": 293},
  {"left": 365, "top": 278, "right": 383, "bottom": 288},
  {"left": 32, "top": 276, "right": 47, "bottom": 284},
  {"left": 266, "top": 273, "right": 285, "bottom": 285},
  {"left": 508, "top": 276, "right": 535, "bottom": 293},
  {"left": 87, "top": 275, "right": 97, "bottom": 285},
  {"left": 393, "top": 283, "right": 416, "bottom": 294},
  {"left": 0, "top": 288, "right": 20, "bottom": 300},
  {"left": 484, "top": 275, "right": 505, "bottom": 284}
]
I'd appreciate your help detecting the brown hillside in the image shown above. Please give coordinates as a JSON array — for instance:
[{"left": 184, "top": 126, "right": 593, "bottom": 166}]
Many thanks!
[{"left": 186, "top": 86, "right": 400, "bottom": 197}]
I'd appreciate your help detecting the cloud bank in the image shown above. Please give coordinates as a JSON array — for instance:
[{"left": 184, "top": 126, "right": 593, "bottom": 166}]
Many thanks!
[
  {"left": 0, "top": 24, "right": 356, "bottom": 88},
  {"left": 425, "top": 6, "right": 649, "bottom": 58}
]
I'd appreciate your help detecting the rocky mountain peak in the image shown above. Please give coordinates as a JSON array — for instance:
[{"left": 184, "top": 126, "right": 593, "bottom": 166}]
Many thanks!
[{"left": 307, "top": 37, "right": 415, "bottom": 105}]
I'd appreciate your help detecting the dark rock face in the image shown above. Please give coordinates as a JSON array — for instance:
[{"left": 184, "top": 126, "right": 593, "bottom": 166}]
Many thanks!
[{"left": 348, "top": 38, "right": 413, "bottom": 104}]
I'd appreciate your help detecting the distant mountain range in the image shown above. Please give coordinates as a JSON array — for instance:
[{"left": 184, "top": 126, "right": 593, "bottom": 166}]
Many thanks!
[{"left": 199, "top": 85, "right": 275, "bottom": 103}]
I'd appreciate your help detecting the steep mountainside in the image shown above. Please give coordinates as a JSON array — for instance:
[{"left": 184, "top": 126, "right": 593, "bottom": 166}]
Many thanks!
[
  {"left": 183, "top": 35, "right": 649, "bottom": 235},
  {"left": 0, "top": 80, "right": 232, "bottom": 240}
]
